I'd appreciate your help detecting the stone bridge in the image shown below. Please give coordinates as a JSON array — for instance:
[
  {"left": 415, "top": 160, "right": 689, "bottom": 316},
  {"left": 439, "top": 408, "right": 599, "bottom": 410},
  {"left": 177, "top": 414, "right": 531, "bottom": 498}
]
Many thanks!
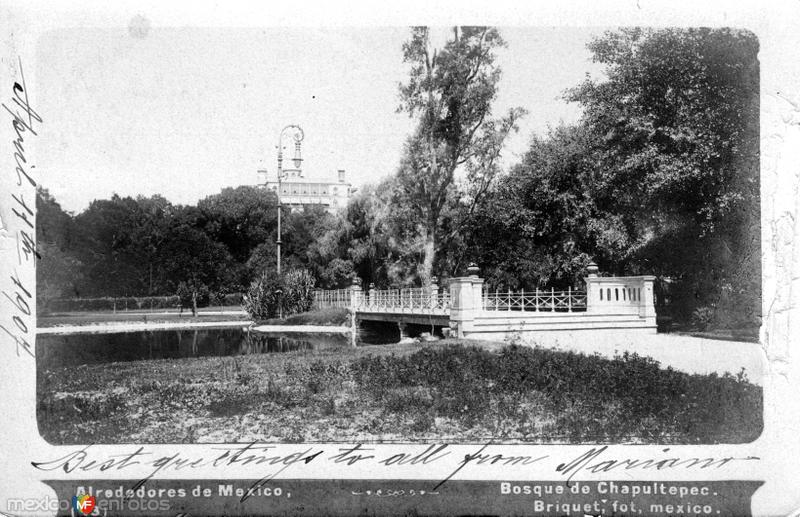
[{"left": 313, "top": 268, "right": 657, "bottom": 340}]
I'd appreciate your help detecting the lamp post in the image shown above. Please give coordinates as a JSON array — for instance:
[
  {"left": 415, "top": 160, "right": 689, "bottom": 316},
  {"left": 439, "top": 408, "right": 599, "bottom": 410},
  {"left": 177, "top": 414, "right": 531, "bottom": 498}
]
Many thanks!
[{"left": 275, "top": 124, "right": 304, "bottom": 275}]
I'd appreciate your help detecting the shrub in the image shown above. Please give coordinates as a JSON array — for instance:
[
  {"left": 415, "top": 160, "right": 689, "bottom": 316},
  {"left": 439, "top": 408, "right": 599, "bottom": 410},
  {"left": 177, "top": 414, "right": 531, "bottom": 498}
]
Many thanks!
[
  {"left": 243, "top": 272, "right": 284, "bottom": 320},
  {"left": 243, "top": 269, "right": 316, "bottom": 321},
  {"left": 691, "top": 306, "right": 715, "bottom": 330},
  {"left": 176, "top": 282, "right": 210, "bottom": 310},
  {"left": 43, "top": 293, "right": 244, "bottom": 314},
  {"left": 48, "top": 296, "right": 183, "bottom": 313},
  {"left": 282, "top": 269, "right": 316, "bottom": 314}
]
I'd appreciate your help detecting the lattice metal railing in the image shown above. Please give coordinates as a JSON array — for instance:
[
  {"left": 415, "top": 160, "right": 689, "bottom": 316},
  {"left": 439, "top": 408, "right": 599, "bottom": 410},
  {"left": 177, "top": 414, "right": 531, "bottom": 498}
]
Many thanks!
[
  {"left": 312, "top": 288, "right": 352, "bottom": 309},
  {"left": 313, "top": 287, "right": 450, "bottom": 315},
  {"left": 483, "top": 287, "right": 587, "bottom": 312},
  {"left": 363, "top": 288, "right": 450, "bottom": 314}
]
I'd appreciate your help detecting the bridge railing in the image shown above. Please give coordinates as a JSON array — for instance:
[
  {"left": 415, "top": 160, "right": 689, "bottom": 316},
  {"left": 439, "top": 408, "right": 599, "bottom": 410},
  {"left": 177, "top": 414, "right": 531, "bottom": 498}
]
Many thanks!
[
  {"left": 584, "top": 275, "right": 656, "bottom": 318},
  {"left": 483, "top": 287, "right": 587, "bottom": 312},
  {"left": 313, "top": 274, "right": 654, "bottom": 322},
  {"left": 312, "top": 288, "right": 352, "bottom": 309},
  {"left": 312, "top": 286, "right": 450, "bottom": 315},
  {"left": 364, "top": 288, "right": 450, "bottom": 314}
]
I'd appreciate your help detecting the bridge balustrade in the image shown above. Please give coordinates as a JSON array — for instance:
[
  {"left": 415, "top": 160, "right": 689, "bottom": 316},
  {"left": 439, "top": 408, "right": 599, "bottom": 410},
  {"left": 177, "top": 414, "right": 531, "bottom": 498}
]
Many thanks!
[
  {"left": 483, "top": 287, "right": 587, "bottom": 312},
  {"left": 312, "top": 274, "right": 655, "bottom": 321},
  {"left": 312, "top": 288, "right": 352, "bottom": 309},
  {"left": 583, "top": 275, "right": 656, "bottom": 318},
  {"left": 312, "top": 286, "right": 450, "bottom": 315},
  {"left": 362, "top": 288, "right": 450, "bottom": 314}
]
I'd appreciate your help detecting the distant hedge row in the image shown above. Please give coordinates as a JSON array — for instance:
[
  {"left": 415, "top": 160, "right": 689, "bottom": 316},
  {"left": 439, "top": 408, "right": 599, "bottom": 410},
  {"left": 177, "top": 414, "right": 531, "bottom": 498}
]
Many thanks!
[{"left": 46, "top": 293, "right": 244, "bottom": 313}]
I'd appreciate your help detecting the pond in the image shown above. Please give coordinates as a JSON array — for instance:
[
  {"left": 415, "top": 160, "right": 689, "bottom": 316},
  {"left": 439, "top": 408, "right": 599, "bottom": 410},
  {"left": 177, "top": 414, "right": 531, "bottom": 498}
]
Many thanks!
[{"left": 36, "top": 324, "right": 400, "bottom": 369}]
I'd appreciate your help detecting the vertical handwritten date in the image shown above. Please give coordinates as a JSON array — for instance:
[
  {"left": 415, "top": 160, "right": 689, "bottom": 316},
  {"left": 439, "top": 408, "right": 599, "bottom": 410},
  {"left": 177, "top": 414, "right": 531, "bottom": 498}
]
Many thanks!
[{"left": 2, "top": 58, "right": 40, "bottom": 358}]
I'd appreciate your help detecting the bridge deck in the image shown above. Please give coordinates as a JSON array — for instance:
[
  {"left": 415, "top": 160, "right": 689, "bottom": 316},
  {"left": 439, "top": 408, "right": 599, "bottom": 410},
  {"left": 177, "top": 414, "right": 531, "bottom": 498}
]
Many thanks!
[{"left": 356, "top": 309, "right": 450, "bottom": 326}]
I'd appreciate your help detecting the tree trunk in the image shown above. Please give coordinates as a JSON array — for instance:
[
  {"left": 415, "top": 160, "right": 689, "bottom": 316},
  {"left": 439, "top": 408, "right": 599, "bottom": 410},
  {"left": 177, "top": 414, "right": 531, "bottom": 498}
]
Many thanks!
[
  {"left": 191, "top": 291, "right": 197, "bottom": 317},
  {"left": 420, "top": 224, "right": 436, "bottom": 287}
]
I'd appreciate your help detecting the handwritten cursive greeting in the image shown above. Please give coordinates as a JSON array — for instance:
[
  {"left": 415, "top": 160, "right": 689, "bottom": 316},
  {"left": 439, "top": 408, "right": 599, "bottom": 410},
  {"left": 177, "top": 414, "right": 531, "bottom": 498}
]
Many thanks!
[{"left": 31, "top": 441, "right": 760, "bottom": 505}]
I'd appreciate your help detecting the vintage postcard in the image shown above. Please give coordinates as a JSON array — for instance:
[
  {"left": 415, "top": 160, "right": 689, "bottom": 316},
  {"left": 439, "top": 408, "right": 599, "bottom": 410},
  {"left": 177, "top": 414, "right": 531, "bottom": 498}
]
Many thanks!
[{"left": 1, "top": 0, "right": 798, "bottom": 515}]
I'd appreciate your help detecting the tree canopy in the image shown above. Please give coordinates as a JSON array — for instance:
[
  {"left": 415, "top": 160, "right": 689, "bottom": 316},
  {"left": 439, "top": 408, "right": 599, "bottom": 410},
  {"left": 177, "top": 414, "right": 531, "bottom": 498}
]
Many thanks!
[
  {"left": 397, "top": 26, "right": 524, "bottom": 285},
  {"left": 468, "top": 27, "right": 760, "bottom": 326}
]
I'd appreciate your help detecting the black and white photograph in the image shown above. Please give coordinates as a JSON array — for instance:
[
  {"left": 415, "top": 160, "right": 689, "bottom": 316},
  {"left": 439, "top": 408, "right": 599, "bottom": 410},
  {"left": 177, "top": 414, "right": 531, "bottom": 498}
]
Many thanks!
[
  {"left": 31, "top": 24, "right": 763, "bottom": 447},
  {"left": 9, "top": 2, "right": 800, "bottom": 515}
]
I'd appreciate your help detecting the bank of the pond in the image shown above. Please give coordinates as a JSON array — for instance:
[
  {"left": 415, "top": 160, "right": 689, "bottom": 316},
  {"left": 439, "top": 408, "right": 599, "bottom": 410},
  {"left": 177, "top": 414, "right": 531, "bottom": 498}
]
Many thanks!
[
  {"left": 37, "top": 307, "right": 250, "bottom": 328},
  {"left": 37, "top": 322, "right": 352, "bottom": 336},
  {"left": 37, "top": 319, "right": 251, "bottom": 335},
  {"left": 257, "top": 307, "right": 350, "bottom": 327},
  {"left": 252, "top": 308, "right": 351, "bottom": 334},
  {"left": 251, "top": 324, "right": 350, "bottom": 333},
  {"left": 39, "top": 339, "right": 762, "bottom": 445}
]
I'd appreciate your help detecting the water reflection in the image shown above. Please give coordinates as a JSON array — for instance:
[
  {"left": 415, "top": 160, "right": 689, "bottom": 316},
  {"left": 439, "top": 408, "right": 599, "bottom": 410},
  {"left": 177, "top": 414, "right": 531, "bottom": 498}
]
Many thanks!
[{"left": 36, "top": 327, "right": 349, "bottom": 369}]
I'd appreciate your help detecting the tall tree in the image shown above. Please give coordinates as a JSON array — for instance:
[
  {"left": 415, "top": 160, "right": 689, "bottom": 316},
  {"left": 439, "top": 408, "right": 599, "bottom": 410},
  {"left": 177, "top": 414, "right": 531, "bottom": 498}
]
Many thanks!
[
  {"left": 73, "top": 195, "right": 150, "bottom": 296},
  {"left": 307, "top": 179, "right": 402, "bottom": 288},
  {"left": 36, "top": 188, "right": 83, "bottom": 310},
  {"left": 198, "top": 186, "right": 278, "bottom": 264},
  {"left": 467, "top": 124, "right": 599, "bottom": 290},
  {"left": 157, "top": 205, "right": 234, "bottom": 294},
  {"left": 398, "top": 26, "right": 524, "bottom": 285},
  {"left": 565, "top": 27, "right": 760, "bottom": 324}
]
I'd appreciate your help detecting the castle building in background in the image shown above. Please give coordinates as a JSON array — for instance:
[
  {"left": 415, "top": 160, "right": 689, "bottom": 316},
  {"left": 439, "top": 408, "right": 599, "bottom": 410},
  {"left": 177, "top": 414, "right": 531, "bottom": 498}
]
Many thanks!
[
  {"left": 264, "top": 167, "right": 355, "bottom": 212},
  {"left": 258, "top": 142, "right": 356, "bottom": 212}
]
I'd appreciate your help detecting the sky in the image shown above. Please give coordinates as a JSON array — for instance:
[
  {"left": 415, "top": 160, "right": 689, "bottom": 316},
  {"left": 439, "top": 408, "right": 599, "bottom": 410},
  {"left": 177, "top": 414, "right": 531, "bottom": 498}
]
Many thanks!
[{"left": 34, "top": 26, "right": 607, "bottom": 213}]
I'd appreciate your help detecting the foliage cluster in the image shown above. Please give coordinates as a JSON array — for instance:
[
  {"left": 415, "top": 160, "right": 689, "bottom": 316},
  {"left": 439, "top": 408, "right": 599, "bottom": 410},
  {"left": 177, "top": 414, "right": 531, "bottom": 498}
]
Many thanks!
[
  {"left": 242, "top": 269, "right": 316, "bottom": 321},
  {"left": 36, "top": 186, "right": 335, "bottom": 313}
]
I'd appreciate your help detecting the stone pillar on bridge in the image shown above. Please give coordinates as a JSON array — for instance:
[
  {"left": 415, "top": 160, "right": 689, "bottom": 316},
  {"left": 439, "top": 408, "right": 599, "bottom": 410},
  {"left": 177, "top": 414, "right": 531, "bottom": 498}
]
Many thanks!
[
  {"left": 448, "top": 264, "right": 484, "bottom": 338},
  {"left": 349, "top": 280, "right": 363, "bottom": 310},
  {"left": 348, "top": 280, "right": 363, "bottom": 347},
  {"left": 428, "top": 277, "right": 439, "bottom": 308},
  {"left": 584, "top": 261, "right": 601, "bottom": 312},
  {"left": 638, "top": 277, "right": 657, "bottom": 321}
]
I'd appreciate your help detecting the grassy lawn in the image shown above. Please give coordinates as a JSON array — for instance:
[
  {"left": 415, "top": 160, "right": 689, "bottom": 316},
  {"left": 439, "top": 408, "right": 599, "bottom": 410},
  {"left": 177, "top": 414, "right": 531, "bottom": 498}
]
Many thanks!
[{"left": 37, "top": 340, "right": 761, "bottom": 445}]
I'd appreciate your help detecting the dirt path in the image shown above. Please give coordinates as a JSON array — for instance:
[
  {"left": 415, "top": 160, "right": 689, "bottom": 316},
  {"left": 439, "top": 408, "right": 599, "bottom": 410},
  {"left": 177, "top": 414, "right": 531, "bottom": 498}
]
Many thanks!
[{"left": 520, "top": 331, "right": 766, "bottom": 384}]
